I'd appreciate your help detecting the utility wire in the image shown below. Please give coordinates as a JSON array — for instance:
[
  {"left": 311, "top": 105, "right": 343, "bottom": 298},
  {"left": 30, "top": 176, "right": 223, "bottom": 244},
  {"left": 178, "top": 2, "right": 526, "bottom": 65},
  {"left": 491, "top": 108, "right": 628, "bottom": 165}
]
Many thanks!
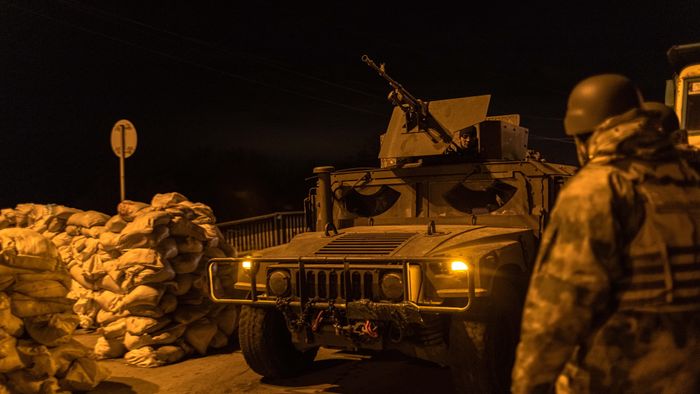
[
  {"left": 3, "top": 1, "right": 387, "bottom": 117},
  {"left": 56, "top": 0, "right": 385, "bottom": 101}
]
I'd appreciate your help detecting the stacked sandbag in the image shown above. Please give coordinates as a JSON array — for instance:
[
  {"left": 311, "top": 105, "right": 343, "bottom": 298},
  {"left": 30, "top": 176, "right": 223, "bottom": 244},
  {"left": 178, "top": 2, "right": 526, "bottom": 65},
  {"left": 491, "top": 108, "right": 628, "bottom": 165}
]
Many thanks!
[
  {"left": 90, "top": 193, "right": 239, "bottom": 367},
  {"left": 0, "top": 228, "right": 109, "bottom": 393}
]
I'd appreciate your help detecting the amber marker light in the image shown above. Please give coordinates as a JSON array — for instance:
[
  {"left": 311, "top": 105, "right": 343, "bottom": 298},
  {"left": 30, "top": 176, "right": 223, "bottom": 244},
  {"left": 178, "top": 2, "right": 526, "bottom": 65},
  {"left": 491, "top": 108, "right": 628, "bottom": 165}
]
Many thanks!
[
  {"left": 241, "top": 260, "right": 252, "bottom": 270},
  {"left": 450, "top": 260, "right": 468, "bottom": 272}
]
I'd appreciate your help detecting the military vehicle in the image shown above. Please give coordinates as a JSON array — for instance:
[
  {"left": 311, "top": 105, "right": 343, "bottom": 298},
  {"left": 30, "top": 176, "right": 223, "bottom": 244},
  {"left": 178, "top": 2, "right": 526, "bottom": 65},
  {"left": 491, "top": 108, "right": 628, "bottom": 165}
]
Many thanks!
[
  {"left": 666, "top": 42, "right": 700, "bottom": 146},
  {"left": 208, "top": 56, "right": 577, "bottom": 392}
]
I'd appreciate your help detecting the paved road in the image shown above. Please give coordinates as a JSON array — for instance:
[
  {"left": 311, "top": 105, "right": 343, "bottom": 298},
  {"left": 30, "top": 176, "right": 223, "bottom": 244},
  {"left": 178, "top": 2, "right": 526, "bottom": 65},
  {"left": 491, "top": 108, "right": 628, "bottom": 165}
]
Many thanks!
[{"left": 77, "top": 334, "right": 456, "bottom": 394}]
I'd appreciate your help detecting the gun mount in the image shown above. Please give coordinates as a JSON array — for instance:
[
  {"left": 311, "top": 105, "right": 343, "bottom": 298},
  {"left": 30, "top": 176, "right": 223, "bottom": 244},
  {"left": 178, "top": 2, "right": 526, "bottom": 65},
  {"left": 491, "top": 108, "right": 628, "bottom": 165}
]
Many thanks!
[{"left": 362, "top": 55, "right": 530, "bottom": 168}]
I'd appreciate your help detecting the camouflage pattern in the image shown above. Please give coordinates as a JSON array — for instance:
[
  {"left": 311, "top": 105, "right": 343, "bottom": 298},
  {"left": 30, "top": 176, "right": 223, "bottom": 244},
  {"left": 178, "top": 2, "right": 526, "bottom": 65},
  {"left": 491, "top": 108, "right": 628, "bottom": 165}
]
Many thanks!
[{"left": 512, "top": 108, "right": 700, "bottom": 393}]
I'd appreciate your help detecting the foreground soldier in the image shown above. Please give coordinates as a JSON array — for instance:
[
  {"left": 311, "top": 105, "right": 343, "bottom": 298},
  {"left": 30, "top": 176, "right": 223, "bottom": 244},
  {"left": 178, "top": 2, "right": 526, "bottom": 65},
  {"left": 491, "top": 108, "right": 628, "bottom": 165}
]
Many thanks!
[{"left": 511, "top": 74, "right": 700, "bottom": 393}]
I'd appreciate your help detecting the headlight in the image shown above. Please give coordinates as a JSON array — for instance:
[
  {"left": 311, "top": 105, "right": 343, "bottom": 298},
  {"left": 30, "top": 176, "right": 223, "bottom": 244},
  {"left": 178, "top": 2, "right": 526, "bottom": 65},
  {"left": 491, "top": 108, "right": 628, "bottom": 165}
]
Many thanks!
[
  {"left": 450, "top": 260, "right": 468, "bottom": 272},
  {"left": 268, "top": 270, "right": 291, "bottom": 296},
  {"left": 241, "top": 260, "right": 252, "bottom": 270},
  {"left": 381, "top": 272, "right": 404, "bottom": 301}
]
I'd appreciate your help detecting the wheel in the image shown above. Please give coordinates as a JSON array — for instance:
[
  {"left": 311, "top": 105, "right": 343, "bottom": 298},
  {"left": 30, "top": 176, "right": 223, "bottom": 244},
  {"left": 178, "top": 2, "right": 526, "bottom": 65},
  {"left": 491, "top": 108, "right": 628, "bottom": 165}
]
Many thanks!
[
  {"left": 238, "top": 306, "right": 319, "bottom": 378},
  {"left": 448, "top": 271, "right": 526, "bottom": 394}
]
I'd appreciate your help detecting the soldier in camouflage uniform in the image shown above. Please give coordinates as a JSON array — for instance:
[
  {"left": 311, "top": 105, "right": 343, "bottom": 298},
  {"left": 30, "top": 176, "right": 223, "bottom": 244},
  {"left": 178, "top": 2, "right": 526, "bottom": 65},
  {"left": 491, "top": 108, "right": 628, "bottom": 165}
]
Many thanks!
[{"left": 511, "top": 74, "right": 700, "bottom": 393}]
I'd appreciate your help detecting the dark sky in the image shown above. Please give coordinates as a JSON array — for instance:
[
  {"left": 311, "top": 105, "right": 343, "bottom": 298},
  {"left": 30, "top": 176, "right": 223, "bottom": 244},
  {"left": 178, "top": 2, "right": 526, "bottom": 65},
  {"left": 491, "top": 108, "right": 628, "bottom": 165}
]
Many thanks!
[{"left": 1, "top": 1, "right": 699, "bottom": 220}]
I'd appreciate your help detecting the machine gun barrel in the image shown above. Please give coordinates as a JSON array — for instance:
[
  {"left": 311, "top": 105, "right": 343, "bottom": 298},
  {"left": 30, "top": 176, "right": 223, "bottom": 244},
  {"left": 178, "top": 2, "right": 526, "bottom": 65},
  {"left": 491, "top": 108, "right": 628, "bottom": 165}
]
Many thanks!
[{"left": 361, "top": 55, "right": 424, "bottom": 115}]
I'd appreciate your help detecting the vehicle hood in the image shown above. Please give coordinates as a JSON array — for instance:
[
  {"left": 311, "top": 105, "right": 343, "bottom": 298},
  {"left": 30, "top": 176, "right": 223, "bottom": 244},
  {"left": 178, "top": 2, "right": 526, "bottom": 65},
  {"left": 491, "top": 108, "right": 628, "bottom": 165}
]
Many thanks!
[{"left": 257, "top": 225, "right": 532, "bottom": 258}]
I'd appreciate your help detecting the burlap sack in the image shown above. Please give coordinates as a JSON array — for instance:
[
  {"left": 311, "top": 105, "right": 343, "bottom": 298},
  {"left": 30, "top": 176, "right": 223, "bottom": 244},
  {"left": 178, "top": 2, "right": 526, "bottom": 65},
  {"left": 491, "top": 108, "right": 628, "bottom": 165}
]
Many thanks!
[
  {"left": 93, "top": 336, "right": 126, "bottom": 360},
  {"left": 172, "top": 274, "right": 194, "bottom": 296},
  {"left": 184, "top": 318, "right": 218, "bottom": 355},
  {"left": 59, "top": 357, "right": 110, "bottom": 391},
  {"left": 98, "top": 231, "right": 120, "bottom": 251},
  {"left": 123, "top": 324, "right": 186, "bottom": 350},
  {"left": 156, "top": 238, "right": 178, "bottom": 260},
  {"left": 169, "top": 216, "right": 206, "bottom": 241},
  {"left": 10, "top": 293, "right": 73, "bottom": 318},
  {"left": 159, "top": 293, "right": 178, "bottom": 315},
  {"left": 176, "top": 237, "right": 204, "bottom": 254},
  {"left": 151, "top": 192, "right": 188, "bottom": 209},
  {"left": 70, "top": 236, "right": 100, "bottom": 263},
  {"left": 125, "top": 317, "right": 171, "bottom": 336},
  {"left": 0, "top": 329, "right": 23, "bottom": 373},
  {"left": 66, "top": 211, "right": 110, "bottom": 229},
  {"left": 209, "top": 330, "right": 228, "bottom": 349},
  {"left": 80, "top": 226, "right": 106, "bottom": 239},
  {"left": 24, "top": 312, "right": 80, "bottom": 346},
  {"left": 104, "top": 215, "right": 127, "bottom": 233},
  {"left": 173, "top": 303, "right": 210, "bottom": 325},
  {"left": 101, "top": 318, "right": 127, "bottom": 340},
  {"left": 11, "top": 279, "right": 69, "bottom": 299},
  {"left": 117, "top": 201, "right": 153, "bottom": 222},
  {"left": 49, "top": 339, "right": 89, "bottom": 377},
  {"left": 96, "top": 309, "right": 130, "bottom": 325},
  {"left": 204, "top": 247, "right": 226, "bottom": 259},
  {"left": 121, "top": 285, "right": 164, "bottom": 310},
  {"left": 0, "top": 228, "right": 60, "bottom": 271},
  {"left": 214, "top": 305, "right": 240, "bottom": 336},
  {"left": 5, "top": 370, "right": 60, "bottom": 394},
  {"left": 117, "top": 225, "right": 170, "bottom": 250},
  {"left": 172, "top": 252, "right": 203, "bottom": 274},
  {"left": 94, "top": 290, "right": 123, "bottom": 313},
  {"left": 123, "top": 346, "right": 162, "bottom": 368},
  {"left": 0, "top": 293, "right": 23, "bottom": 336}
]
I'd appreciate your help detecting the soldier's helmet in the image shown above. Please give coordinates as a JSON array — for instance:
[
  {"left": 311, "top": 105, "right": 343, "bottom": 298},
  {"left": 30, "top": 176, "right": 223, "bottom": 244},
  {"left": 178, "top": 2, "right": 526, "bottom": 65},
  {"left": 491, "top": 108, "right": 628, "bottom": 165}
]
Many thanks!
[{"left": 564, "top": 74, "right": 643, "bottom": 136}]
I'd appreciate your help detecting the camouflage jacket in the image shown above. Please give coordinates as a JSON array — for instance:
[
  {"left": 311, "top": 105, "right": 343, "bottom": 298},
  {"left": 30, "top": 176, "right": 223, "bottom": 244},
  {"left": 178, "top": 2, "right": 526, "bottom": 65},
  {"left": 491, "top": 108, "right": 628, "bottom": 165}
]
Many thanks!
[{"left": 511, "top": 109, "right": 700, "bottom": 394}]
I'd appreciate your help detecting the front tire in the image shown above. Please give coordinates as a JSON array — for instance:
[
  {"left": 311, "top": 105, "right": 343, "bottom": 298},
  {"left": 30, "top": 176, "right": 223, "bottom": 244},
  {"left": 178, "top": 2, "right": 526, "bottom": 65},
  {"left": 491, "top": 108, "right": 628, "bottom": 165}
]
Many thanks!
[
  {"left": 449, "top": 273, "right": 526, "bottom": 393},
  {"left": 238, "top": 306, "right": 318, "bottom": 379}
]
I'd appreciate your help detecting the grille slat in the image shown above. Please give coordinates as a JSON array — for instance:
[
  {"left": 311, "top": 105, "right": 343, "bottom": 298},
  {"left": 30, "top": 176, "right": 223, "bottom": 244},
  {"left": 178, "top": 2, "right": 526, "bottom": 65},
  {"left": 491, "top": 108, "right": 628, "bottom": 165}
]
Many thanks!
[{"left": 316, "top": 232, "right": 415, "bottom": 255}]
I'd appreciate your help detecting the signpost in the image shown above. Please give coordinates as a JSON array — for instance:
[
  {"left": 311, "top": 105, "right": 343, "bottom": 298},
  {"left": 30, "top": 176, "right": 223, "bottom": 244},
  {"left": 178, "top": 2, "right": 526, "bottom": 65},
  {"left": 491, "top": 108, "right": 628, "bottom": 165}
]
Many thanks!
[{"left": 110, "top": 119, "right": 137, "bottom": 201}]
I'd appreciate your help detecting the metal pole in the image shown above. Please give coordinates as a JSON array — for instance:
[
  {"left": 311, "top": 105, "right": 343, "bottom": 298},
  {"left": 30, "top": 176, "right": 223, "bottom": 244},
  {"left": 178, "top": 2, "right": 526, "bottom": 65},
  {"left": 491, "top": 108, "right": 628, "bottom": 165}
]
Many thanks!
[{"left": 120, "top": 124, "right": 126, "bottom": 201}]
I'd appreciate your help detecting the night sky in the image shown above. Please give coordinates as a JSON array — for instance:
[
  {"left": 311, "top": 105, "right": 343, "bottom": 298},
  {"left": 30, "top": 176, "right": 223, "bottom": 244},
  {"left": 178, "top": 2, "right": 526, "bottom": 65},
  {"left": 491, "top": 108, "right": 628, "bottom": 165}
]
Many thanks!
[{"left": 1, "top": 1, "right": 698, "bottom": 220}]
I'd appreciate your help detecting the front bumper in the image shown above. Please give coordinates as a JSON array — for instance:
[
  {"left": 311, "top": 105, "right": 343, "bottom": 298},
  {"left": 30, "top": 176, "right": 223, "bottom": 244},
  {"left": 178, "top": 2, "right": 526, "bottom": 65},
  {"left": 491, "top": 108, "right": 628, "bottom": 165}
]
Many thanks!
[{"left": 207, "top": 256, "right": 476, "bottom": 314}]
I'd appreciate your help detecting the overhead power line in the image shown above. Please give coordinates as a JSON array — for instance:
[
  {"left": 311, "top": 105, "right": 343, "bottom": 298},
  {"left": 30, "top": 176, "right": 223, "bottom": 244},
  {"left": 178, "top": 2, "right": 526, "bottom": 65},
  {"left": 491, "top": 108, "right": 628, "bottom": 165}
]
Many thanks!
[{"left": 3, "top": 0, "right": 387, "bottom": 117}]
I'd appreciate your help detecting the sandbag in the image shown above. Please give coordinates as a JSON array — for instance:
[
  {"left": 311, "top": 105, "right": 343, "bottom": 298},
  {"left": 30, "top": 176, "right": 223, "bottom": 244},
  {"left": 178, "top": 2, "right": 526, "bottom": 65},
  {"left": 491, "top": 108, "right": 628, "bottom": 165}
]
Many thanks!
[
  {"left": 93, "top": 336, "right": 126, "bottom": 360},
  {"left": 159, "top": 293, "right": 177, "bottom": 315},
  {"left": 123, "top": 324, "right": 186, "bottom": 350},
  {"left": 123, "top": 346, "right": 162, "bottom": 368},
  {"left": 98, "top": 231, "right": 120, "bottom": 251},
  {"left": 11, "top": 279, "right": 69, "bottom": 299},
  {"left": 121, "top": 212, "right": 171, "bottom": 236},
  {"left": 49, "top": 233, "right": 72, "bottom": 249},
  {"left": 172, "top": 252, "right": 203, "bottom": 274},
  {"left": 156, "top": 238, "right": 178, "bottom": 260},
  {"left": 59, "top": 357, "right": 109, "bottom": 391},
  {"left": 101, "top": 318, "right": 127, "bottom": 340},
  {"left": 169, "top": 216, "right": 206, "bottom": 241},
  {"left": 15, "top": 271, "right": 71, "bottom": 290},
  {"left": 0, "top": 228, "right": 60, "bottom": 271},
  {"left": 117, "top": 225, "right": 170, "bottom": 250},
  {"left": 214, "top": 305, "right": 240, "bottom": 336},
  {"left": 151, "top": 192, "right": 188, "bottom": 209},
  {"left": 173, "top": 303, "right": 210, "bottom": 325},
  {"left": 71, "top": 294, "right": 98, "bottom": 329},
  {"left": 15, "top": 340, "right": 56, "bottom": 377},
  {"left": 94, "top": 290, "right": 123, "bottom": 313},
  {"left": 184, "top": 318, "right": 217, "bottom": 355},
  {"left": 209, "top": 330, "right": 228, "bottom": 349},
  {"left": 66, "top": 211, "right": 110, "bottom": 229},
  {"left": 172, "top": 274, "right": 194, "bottom": 296},
  {"left": 49, "top": 339, "right": 89, "bottom": 377},
  {"left": 0, "top": 330, "right": 23, "bottom": 373},
  {"left": 6, "top": 370, "right": 60, "bottom": 394},
  {"left": 80, "top": 225, "right": 106, "bottom": 239},
  {"left": 96, "top": 309, "right": 130, "bottom": 325},
  {"left": 155, "top": 345, "right": 185, "bottom": 364},
  {"left": 121, "top": 285, "right": 163, "bottom": 310},
  {"left": 0, "top": 293, "right": 23, "bottom": 336},
  {"left": 104, "top": 215, "right": 127, "bottom": 233},
  {"left": 125, "top": 317, "right": 171, "bottom": 336},
  {"left": 24, "top": 312, "right": 79, "bottom": 346},
  {"left": 68, "top": 265, "right": 95, "bottom": 290},
  {"left": 204, "top": 247, "right": 226, "bottom": 259},
  {"left": 10, "top": 293, "right": 73, "bottom": 318},
  {"left": 176, "top": 237, "right": 204, "bottom": 254}
]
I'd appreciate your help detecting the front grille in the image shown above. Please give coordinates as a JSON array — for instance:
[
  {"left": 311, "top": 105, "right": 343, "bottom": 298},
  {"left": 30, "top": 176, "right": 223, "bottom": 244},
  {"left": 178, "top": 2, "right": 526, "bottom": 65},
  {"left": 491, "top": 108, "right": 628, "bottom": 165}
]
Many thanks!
[
  {"left": 315, "top": 232, "right": 416, "bottom": 255},
  {"left": 296, "top": 268, "right": 397, "bottom": 301}
]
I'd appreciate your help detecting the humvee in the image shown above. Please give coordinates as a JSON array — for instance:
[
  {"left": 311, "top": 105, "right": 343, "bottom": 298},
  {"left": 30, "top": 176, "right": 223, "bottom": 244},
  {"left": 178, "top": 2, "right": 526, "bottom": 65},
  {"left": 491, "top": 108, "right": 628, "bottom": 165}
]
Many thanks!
[{"left": 208, "top": 56, "right": 576, "bottom": 393}]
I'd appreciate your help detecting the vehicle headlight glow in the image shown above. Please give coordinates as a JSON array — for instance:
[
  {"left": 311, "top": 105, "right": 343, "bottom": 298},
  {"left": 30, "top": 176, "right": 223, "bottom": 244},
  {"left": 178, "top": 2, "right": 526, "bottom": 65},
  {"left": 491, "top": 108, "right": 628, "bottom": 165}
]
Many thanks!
[
  {"left": 241, "top": 260, "right": 252, "bottom": 270},
  {"left": 450, "top": 260, "right": 468, "bottom": 272}
]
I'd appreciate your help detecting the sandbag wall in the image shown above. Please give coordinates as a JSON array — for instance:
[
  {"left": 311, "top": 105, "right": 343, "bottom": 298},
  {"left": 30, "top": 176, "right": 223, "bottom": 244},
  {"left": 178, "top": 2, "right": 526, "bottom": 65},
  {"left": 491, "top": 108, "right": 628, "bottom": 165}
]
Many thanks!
[
  {"left": 0, "top": 227, "right": 109, "bottom": 393},
  {"left": 1, "top": 192, "right": 239, "bottom": 368}
]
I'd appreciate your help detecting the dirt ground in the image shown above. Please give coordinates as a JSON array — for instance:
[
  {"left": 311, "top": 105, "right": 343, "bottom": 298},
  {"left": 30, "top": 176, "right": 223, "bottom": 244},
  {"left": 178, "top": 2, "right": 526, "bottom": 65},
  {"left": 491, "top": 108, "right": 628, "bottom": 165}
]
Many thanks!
[{"left": 75, "top": 333, "right": 456, "bottom": 394}]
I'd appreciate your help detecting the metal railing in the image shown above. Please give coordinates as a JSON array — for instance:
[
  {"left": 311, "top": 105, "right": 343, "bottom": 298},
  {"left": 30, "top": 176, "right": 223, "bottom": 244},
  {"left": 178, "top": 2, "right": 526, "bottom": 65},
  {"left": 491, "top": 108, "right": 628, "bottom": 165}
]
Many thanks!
[{"left": 217, "top": 211, "right": 307, "bottom": 255}]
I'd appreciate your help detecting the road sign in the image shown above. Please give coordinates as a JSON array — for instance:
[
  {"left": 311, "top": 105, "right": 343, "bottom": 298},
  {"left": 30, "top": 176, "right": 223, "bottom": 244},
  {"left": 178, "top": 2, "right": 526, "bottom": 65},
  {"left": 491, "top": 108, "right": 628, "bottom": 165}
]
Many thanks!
[{"left": 111, "top": 119, "right": 138, "bottom": 158}]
